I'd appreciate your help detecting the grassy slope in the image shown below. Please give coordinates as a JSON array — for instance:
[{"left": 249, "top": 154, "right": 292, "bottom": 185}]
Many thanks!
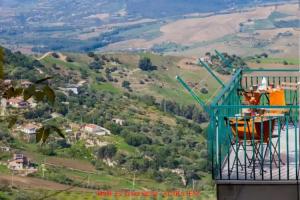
[
  {"left": 40, "top": 51, "right": 227, "bottom": 107},
  {"left": 247, "top": 57, "right": 300, "bottom": 65},
  {"left": 0, "top": 51, "right": 218, "bottom": 199}
]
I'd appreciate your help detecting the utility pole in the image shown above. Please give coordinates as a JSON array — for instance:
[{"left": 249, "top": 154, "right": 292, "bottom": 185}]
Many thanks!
[
  {"left": 41, "top": 157, "right": 46, "bottom": 178},
  {"left": 130, "top": 171, "right": 136, "bottom": 200},
  {"left": 87, "top": 174, "right": 90, "bottom": 187},
  {"left": 192, "top": 179, "right": 195, "bottom": 190},
  {"left": 10, "top": 171, "right": 13, "bottom": 189}
]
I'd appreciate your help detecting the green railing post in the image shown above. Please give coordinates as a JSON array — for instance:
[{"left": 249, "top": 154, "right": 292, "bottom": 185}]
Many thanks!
[
  {"left": 175, "top": 76, "right": 208, "bottom": 112},
  {"left": 215, "top": 49, "right": 233, "bottom": 69},
  {"left": 198, "top": 59, "right": 225, "bottom": 88}
]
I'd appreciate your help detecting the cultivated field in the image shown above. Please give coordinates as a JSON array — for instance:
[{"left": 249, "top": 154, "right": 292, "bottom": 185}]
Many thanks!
[{"left": 104, "top": 3, "right": 299, "bottom": 58}]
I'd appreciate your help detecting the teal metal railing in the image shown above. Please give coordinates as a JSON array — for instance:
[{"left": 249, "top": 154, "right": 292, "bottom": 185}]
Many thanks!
[{"left": 177, "top": 68, "right": 299, "bottom": 181}]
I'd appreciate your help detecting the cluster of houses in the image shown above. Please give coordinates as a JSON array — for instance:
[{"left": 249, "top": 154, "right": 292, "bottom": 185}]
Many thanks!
[
  {"left": 0, "top": 78, "right": 127, "bottom": 175},
  {"left": 0, "top": 79, "right": 35, "bottom": 110},
  {"left": 1, "top": 121, "right": 125, "bottom": 175},
  {"left": 17, "top": 118, "right": 124, "bottom": 147}
]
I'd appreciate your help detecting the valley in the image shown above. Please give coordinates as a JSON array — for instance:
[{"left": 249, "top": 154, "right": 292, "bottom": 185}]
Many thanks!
[
  {"left": 0, "top": 1, "right": 298, "bottom": 57},
  {"left": 0, "top": 0, "right": 298, "bottom": 199}
]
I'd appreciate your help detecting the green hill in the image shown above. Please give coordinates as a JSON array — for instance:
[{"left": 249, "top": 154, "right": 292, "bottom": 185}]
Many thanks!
[{"left": 0, "top": 48, "right": 217, "bottom": 200}]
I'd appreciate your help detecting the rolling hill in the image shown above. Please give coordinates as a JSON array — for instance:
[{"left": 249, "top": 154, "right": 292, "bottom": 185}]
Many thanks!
[
  {"left": 0, "top": 0, "right": 297, "bottom": 56},
  {"left": 0, "top": 44, "right": 298, "bottom": 199}
]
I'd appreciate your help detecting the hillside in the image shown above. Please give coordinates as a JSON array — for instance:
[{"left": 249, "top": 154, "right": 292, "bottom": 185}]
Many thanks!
[
  {"left": 0, "top": 48, "right": 218, "bottom": 200},
  {"left": 1, "top": 46, "right": 299, "bottom": 199}
]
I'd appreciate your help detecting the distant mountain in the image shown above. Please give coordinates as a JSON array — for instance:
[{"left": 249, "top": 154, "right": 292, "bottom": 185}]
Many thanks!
[
  {"left": 126, "top": 0, "right": 262, "bottom": 18},
  {"left": 0, "top": 0, "right": 296, "bottom": 53},
  {"left": 0, "top": 0, "right": 294, "bottom": 18}
]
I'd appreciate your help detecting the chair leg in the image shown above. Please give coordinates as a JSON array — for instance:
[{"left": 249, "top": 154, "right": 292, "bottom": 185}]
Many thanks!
[
  {"left": 229, "top": 143, "right": 244, "bottom": 175},
  {"left": 249, "top": 142, "right": 266, "bottom": 178},
  {"left": 271, "top": 140, "right": 285, "bottom": 167}
]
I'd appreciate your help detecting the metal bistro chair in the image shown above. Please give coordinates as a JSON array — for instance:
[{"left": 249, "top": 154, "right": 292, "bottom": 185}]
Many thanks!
[
  {"left": 224, "top": 116, "right": 279, "bottom": 177},
  {"left": 280, "top": 82, "right": 299, "bottom": 126},
  {"left": 237, "top": 88, "right": 261, "bottom": 105},
  {"left": 268, "top": 89, "right": 291, "bottom": 129},
  {"left": 224, "top": 117, "right": 254, "bottom": 177}
]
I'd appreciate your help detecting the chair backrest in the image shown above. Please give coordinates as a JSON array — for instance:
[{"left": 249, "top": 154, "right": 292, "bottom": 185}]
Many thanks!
[
  {"left": 269, "top": 89, "right": 286, "bottom": 106},
  {"left": 242, "top": 92, "right": 261, "bottom": 105},
  {"left": 269, "top": 89, "right": 287, "bottom": 114}
]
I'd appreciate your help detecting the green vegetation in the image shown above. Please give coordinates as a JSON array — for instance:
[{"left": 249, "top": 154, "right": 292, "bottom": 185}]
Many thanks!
[
  {"left": 247, "top": 56, "right": 300, "bottom": 65},
  {"left": 0, "top": 47, "right": 64, "bottom": 143},
  {"left": 0, "top": 47, "right": 239, "bottom": 199},
  {"left": 138, "top": 57, "right": 157, "bottom": 71}
]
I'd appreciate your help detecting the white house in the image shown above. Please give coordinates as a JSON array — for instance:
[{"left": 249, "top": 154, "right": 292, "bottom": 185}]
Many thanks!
[
  {"left": 7, "top": 97, "right": 29, "bottom": 108},
  {"left": 20, "top": 80, "right": 33, "bottom": 88},
  {"left": 83, "top": 124, "right": 111, "bottom": 136},
  {"left": 199, "top": 56, "right": 212, "bottom": 64},
  {"left": 0, "top": 146, "right": 10, "bottom": 152},
  {"left": 58, "top": 84, "right": 79, "bottom": 95},
  {"left": 21, "top": 124, "right": 38, "bottom": 134},
  {"left": 112, "top": 118, "right": 125, "bottom": 126},
  {"left": 8, "top": 154, "right": 29, "bottom": 170},
  {"left": 8, "top": 154, "right": 37, "bottom": 175}
]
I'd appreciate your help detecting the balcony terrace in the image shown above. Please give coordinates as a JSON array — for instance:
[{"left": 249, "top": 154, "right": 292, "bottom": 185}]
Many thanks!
[{"left": 177, "top": 67, "right": 299, "bottom": 199}]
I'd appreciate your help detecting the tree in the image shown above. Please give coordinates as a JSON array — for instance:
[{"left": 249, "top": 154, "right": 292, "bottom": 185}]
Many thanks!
[
  {"left": 261, "top": 53, "right": 268, "bottom": 58},
  {"left": 65, "top": 56, "right": 74, "bottom": 62},
  {"left": 125, "top": 133, "right": 152, "bottom": 147},
  {"left": 122, "top": 81, "right": 131, "bottom": 89},
  {"left": 88, "top": 61, "right": 103, "bottom": 70},
  {"left": 138, "top": 57, "right": 157, "bottom": 71},
  {"left": 97, "top": 144, "right": 117, "bottom": 159},
  {"left": 87, "top": 52, "right": 95, "bottom": 57},
  {"left": 51, "top": 52, "right": 59, "bottom": 58}
]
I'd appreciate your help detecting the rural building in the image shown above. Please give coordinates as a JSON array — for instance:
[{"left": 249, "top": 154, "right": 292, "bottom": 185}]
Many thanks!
[
  {"left": 8, "top": 154, "right": 29, "bottom": 170},
  {"left": 0, "top": 146, "right": 10, "bottom": 152},
  {"left": 199, "top": 55, "right": 212, "bottom": 64},
  {"left": 112, "top": 118, "right": 124, "bottom": 126},
  {"left": 20, "top": 123, "right": 40, "bottom": 142},
  {"left": 83, "top": 124, "right": 111, "bottom": 136},
  {"left": 21, "top": 124, "right": 38, "bottom": 134},
  {"left": 8, "top": 154, "right": 37, "bottom": 175},
  {"left": 58, "top": 84, "right": 80, "bottom": 95},
  {"left": 7, "top": 97, "right": 29, "bottom": 108},
  {"left": 20, "top": 80, "right": 33, "bottom": 88},
  {"left": 3, "top": 79, "right": 12, "bottom": 86}
]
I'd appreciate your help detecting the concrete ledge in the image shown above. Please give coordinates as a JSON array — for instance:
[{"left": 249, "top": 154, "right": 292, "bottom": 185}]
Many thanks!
[
  {"left": 216, "top": 179, "right": 299, "bottom": 185},
  {"left": 217, "top": 183, "right": 300, "bottom": 200}
]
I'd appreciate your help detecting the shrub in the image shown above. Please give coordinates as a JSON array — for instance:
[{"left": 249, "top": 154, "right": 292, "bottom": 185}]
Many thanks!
[
  {"left": 138, "top": 57, "right": 157, "bottom": 71},
  {"left": 89, "top": 61, "right": 103, "bottom": 70},
  {"left": 65, "top": 56, "right": 74, "bottom": 62},
  {"left": 200, "top": 87, "right": 208, "bottom": 94},
  {"left": 51, "top": 52, "right": 59, "bottom": 58},
  {"left": 122, "top": 81, "right": 131, "bottom": 89},
  {"left": 87, "top": 52, "right": 95, "bottom": 57},
  {"left": 125, "top": 133, "right": 152, "bottom": 147},
  {"left": 97, "top": 144, "right": 117, "bottom": 159}
]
